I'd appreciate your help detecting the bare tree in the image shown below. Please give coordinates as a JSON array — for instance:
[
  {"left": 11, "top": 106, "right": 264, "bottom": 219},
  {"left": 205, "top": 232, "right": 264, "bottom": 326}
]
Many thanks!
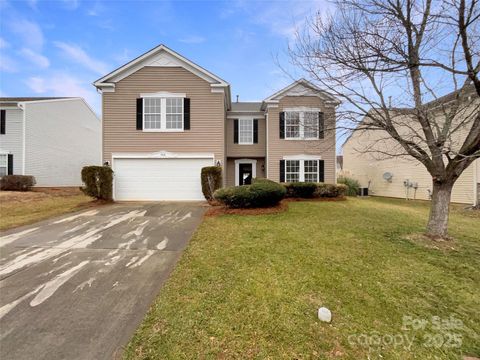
[{"left": 289, "top": 0, "right": 480, "bottom": 239}]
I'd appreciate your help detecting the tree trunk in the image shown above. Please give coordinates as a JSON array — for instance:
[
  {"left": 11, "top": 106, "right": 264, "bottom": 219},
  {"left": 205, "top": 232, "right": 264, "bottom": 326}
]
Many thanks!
[{"left": 426, "top": 181, "right": 454, "bottom": 239}]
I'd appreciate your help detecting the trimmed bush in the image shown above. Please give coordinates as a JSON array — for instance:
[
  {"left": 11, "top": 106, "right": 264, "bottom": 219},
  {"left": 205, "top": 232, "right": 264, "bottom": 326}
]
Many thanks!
[
  {"left": 214, "top": 179, "right": 286, "bottom": 208},
  {"left": 284, "top": 182, "right": 318, "bottom": 198},
  {"left": 201, "top": 166, "right": 222, "bottom": 201},
  {"left": 81, "top": 166, "right": 113, "bottom": 201},
  {"left": 0, "top": 175, "right": 36, "bottom": 191},
  {"left": 337, "top": 176, "right": 360, "bottom": 196},
  {"left": 315, "top": 183, "right": 348, "bottom": 198}
]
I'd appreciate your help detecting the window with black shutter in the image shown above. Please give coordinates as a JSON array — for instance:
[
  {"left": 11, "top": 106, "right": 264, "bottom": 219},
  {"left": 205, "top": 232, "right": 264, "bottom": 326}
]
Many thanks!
[
  {"left": 183, "top": 98, "right": 190, "bottom": 130},
  {"left": 234, "top": 119, "right": 239, "bottom": 144},
  {"left": 0, "top": 110, "right": 5, "bottom": 135},
  {"left": 279, "top": 112, "right": 285, "bottom": 139}
]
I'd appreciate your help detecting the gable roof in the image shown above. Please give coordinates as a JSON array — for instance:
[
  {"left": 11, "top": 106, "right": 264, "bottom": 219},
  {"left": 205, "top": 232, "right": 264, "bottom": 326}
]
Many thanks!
[
  {"left": 263, "top": 79, "right": 340, "bottom": 105},
  {"left": 93, "top": 44, "right": 229, "bottom": 89}
]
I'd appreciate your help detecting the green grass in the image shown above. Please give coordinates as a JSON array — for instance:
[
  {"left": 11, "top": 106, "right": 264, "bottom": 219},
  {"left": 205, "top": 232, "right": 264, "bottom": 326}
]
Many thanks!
[{"left": 125, "top": 197, "right": 480, "bottom": 359}]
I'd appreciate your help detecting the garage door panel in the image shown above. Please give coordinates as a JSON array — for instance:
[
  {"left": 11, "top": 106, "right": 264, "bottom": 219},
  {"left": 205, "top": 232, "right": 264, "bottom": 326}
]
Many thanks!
[{"left": 114, "top": 158, "right": 212, "bottom": 201}]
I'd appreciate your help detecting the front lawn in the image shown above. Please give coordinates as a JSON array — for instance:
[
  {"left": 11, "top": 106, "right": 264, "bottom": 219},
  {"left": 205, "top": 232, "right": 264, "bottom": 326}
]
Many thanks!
[
  {"left": 0, "top": 188, "right": 94, "bottom": 231},
  {"left": 125, "top": 198, "right": 480, "bottom": 359}
]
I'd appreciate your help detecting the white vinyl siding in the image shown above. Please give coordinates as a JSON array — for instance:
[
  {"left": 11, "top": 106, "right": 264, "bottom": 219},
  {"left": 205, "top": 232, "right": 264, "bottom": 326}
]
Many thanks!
[
  {"left": 0, "top": 108, "right": 23, "bottom": 175},
  {"left": 24, "top": 99, "right": 101, "bottom": 186},
  {"left": 238, "top": 118, "right": 253, "bottom": 144},
  {"left": 285, "top": 159, "right": 319, "bottom": 182},
  {"left": 285, "top": 110, "right": 319, "bottom": 139},
  {"left": 143, "top": 97, "right": 183, "bottom": 131}
]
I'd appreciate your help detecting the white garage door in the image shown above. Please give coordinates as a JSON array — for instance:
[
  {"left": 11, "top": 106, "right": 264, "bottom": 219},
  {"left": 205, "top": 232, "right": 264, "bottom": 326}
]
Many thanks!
[{"left": 114, "top": 157, "right": 213, "bottom": 201}]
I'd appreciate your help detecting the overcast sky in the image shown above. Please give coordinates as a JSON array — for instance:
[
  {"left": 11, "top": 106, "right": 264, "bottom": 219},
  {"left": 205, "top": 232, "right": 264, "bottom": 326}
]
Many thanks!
[{"left": 0, "top": 0, "right": 333, "bottom": 113}]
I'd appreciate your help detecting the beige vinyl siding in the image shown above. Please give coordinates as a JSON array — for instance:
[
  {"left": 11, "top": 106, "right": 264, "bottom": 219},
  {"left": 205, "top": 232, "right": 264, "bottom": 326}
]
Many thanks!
[
  {"left": 266, "top": 96, "right": 336, "bottom": 183},
  {"left": 226, "top": 117, "right": 266, "bottom": 157},
  {"left": 0, "top": 107, "right": 23, "bottom": 175},
  {"left": 102, "top": 66, "right": 225, "bottom": 166},
  {"left": 226, "top": 157, "right": 265, "bottom": 187},
  {"left": 343, "top": 129, "right": 477, "bottom": 205}
]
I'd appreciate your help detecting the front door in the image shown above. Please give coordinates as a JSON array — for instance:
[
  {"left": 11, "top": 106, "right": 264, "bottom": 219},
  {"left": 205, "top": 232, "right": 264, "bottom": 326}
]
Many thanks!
[{"left": 238, "top": 163, "right": 253, "bottom": 185}]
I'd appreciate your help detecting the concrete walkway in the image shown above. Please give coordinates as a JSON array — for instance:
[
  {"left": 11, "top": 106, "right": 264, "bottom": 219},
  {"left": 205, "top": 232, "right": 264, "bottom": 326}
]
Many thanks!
[{"left": 0, "top": 202, "right": 205, "bottom": 360}]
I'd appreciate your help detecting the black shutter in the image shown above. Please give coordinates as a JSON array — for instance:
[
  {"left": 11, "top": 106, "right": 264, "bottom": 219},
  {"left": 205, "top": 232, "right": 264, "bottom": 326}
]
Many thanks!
[
  {"left": 319, "top": 160, "right": 324, "bottom": 182},
  {"left": 0, "top": 110, "right": 5, "bottom": 134},
  {"left": 318, "top": 112, "right": 324, "bottom": 139},
  {"left": 253, "top": 119, "right": 258, "bottom": 144},
  {"left": 7, "top": 154, "right": 13, "bottom": 175},
  {"left": 183, "top": 98, "right": 190, "bottom": 130},
  {"left": 136, "top": 98, "right": 143, "bottom": 130},
  {"left": 279, "top": 160, "right": 285, "bottom": 182},
  {"left": 234, "top": 119, "right": 239, "bottom": 144},
  {"left": 279, "top": 112, "right": 285, "bottom": 139}
]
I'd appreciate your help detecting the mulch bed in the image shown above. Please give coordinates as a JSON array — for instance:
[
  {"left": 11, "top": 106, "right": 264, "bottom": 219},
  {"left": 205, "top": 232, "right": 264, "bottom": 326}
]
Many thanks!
[{"left": 205, "top": 196, "right": 347, "bottom": 217}]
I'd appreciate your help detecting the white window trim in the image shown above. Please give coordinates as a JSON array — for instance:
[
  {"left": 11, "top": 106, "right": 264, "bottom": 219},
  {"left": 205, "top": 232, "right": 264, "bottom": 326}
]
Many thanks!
[
  {"left": 143, "top": 97, "right": 184, "bottom": 132},
  {"left": 234, "top": 159, "right": 257, "bottom": 186},
  {"left": 238, "top": 118, "right": 254, "bottom": 145},
  {"left": 284, "top": 158, "right": 320, "bottom": 182},
  {"left": 284, "top": 107, "right": 321, "bottom": 141}
]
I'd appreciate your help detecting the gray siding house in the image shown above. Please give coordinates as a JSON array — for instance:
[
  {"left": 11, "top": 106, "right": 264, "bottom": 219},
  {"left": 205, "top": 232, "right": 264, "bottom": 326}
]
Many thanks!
[{"left": 0, "top": 97, "right": 101, "bottom": 187}]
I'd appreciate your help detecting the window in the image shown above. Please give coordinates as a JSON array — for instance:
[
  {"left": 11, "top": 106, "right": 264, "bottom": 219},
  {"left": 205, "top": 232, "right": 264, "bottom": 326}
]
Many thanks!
[
  {"left": 285, "top": 160, "right": 300, "bottom": 182},
  {"left": 285, "top": 110, "right": 319, "bottom": 139},
  {"left": 166, "top": 98, "right": 183, "bottom": 130},
  {"left": 144, "top": 98, "right": 162, "bottom": 130},
  {"left": 238, "top": 119, "right": 253, "bottom": 144},
  {"left": 0, "top": 154, "right": 7, "bottom": 177},
  {"left": 144, "top": 97, "right": 183, "bottom": 131},
  {"left": 285, "top": 112, "right": 300, "bottom": 138},
  {"left": 285, "top": 159, "right": 319, "bottom": 182},
  {"left": 304, "top": 160, "right": 318, "bottom": 182},
  {"left": 304, "top": 112, "right": 319, "bottom": 139}
]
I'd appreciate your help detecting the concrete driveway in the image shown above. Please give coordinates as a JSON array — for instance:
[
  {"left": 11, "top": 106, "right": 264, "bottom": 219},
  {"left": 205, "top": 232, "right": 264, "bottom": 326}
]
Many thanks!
[{"left": 0, "top": 202, "right": 206, "bottom": 360}]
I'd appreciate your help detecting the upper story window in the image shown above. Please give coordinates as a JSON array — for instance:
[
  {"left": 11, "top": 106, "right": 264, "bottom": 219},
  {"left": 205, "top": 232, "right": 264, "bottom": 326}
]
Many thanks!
[
  {"left": 233, "top": 118, "right": 258, "bottom": 145},
  {"left": 285, "top": 111, "right": 319, "bottom": 139},
  {"left": 143, "top": 97, "right": 184, "bottom": 131},
  {"left": 239, "top": 119, "right": 253, "bottom": 144}
]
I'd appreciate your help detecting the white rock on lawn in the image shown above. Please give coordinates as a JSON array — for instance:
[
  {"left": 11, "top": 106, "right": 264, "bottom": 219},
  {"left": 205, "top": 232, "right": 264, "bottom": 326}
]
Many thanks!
[{"left": 318, "top": 307, "right": 332, "bottom": 323}]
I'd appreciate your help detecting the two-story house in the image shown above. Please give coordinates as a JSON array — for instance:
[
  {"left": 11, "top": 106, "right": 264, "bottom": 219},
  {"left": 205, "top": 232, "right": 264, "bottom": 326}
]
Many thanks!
[
  {"left": 0, "top": 97, "right": 101, "bottom": 187},
  {"left": 94, "top": 44, "right": 338, "bottom": 201}
]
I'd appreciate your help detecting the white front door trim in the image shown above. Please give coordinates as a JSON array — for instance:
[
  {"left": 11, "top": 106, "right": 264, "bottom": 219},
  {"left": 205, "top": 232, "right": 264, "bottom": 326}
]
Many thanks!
[{"left": 234, "top": 158, "right": 257, "bottom": 186}]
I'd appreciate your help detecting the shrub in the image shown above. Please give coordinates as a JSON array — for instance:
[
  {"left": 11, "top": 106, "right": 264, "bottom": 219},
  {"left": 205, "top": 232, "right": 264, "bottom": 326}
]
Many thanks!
[
  {"left": 315, "top": 183, "right": 347, "bottom": 198},
  {"left": 214, "top": 179, "right": 286, "bottom": 208},
  {"left": 284, "top": 182, "right": 318, "bottom": 198},
  {"left": 81, "top": 166, "right": 113, "bottom": 201},
  {"left": 201, "top": 166, "right": 222, "bottom": 201},
  {"left": 337, "top": 176, "right": 360, "bottom": 196},
  {"left": 0, "top": 175, "right": 36, "bottom": 191}
]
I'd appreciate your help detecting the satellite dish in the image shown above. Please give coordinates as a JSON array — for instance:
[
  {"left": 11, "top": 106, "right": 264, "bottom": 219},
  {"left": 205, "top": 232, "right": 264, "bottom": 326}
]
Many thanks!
[{"left": 383, "top": 172, "right": 393, "bottom": 182}]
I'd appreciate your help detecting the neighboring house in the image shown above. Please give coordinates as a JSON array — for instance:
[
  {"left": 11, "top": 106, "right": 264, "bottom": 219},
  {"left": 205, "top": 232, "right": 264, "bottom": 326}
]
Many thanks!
[
  {"left": 343, "top": 92, "right": 479, "bottom": 206},
  {"left": 94, "top": 44, "right": 339, "bottom": 201},
  {"left": 336, "top": 155, "right": 343, "bottom": 172},
  {"left": 0, "top": 97, "right": 101, "bottom": 187}
]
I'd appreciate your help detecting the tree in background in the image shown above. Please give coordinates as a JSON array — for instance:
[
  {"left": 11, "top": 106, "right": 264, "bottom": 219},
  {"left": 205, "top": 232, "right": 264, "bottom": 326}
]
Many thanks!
[{"left": 289, "top": 0, "right": 480, "bottom": 239}]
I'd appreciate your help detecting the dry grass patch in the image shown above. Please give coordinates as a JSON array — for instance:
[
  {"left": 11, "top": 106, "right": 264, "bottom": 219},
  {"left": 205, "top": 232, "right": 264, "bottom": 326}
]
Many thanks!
[{"left": 0, "top": 188, "right": 96, "bottom": 231}]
